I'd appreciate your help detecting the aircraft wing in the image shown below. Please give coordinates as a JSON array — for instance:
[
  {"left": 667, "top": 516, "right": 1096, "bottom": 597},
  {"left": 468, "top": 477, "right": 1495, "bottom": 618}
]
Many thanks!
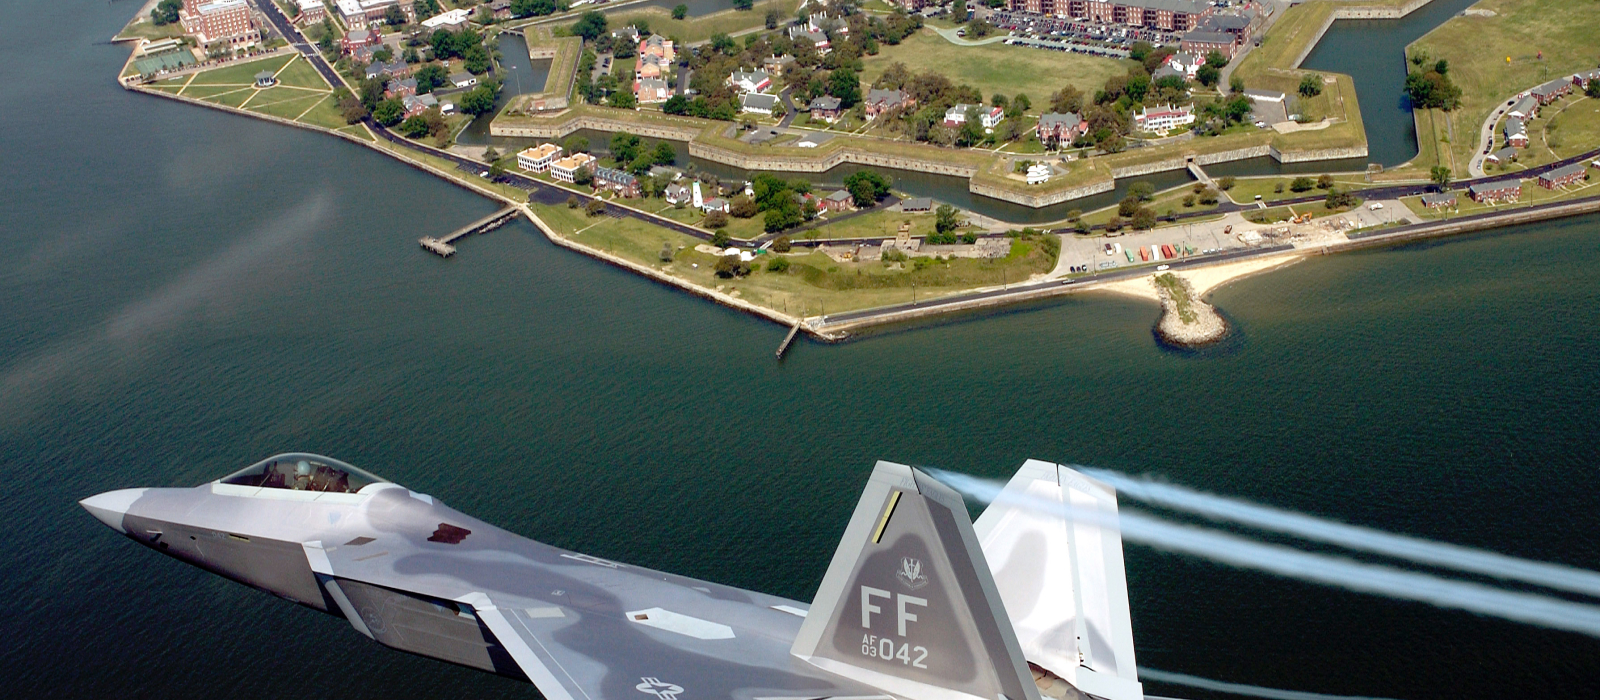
[{"left": 301, "top": 487, "right": 888, "bottom": 700}]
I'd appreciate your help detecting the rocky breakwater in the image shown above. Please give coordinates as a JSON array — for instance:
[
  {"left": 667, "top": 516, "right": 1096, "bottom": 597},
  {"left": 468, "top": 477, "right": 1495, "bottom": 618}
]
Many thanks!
[{"left": 1152, "top": 273, "right": 1227, "bottom": 347}]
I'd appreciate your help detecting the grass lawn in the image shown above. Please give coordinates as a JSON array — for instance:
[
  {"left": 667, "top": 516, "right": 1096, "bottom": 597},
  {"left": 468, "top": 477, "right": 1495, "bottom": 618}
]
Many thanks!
[
  {"left": 1541, "top": 97, "right": 1600, "bottom": 161},
  {"left": 573, "top": 0, "right": 799, "bottom": 45},
  {"left": 1233, "top": 2, "right": 1334, "bottom": 82},
  {"left": 272, "top": 56, "right": 331, "bottom": 90},
  {"left": 248, "top": 91, "right": 330, "bottom": 120},
  {"left": 337, "top": 124, "right": 375, "bottom": 141},
  {"left": 1223, "top": 174, "right": 1371, "bottom": 204},
  {"left": 115, "top": 18, "right": 186, "bottom": 42},
  {"left": 798, "top": 209, "right": 940, "bottom": 240},
  {"left": 1403, "top": 174, "right": 1600, "bottom": 219},
  {"left": 1410, "top": 0, "right": 1600, "bottom": 175},
  {"left": 212, "top": 87, "right": 262, "bottom": 108},
  {"left": 1081, "top": 185, "right": 1222, "bottom": 226},
  {"left": 532, "top": 201, "right": 1058, "bottom": 316},
  {"left": 860, "top": 28, "right": 1137, "bottom": 106},
  {"left": 297, "top": 95, "right": 350, "bottom": 129},
  {"left": 189, "top": 54, "right": 296, "bottom": 85}
]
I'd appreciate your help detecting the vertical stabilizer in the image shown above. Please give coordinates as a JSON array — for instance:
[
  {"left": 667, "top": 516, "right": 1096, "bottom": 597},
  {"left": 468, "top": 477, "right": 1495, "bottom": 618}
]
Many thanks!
[
  {"left": 973, "top": 460, "right": 1142, "bottom": 700},
  {"left": 792, "top": 461, "right": 1042, "bottom": 700}
]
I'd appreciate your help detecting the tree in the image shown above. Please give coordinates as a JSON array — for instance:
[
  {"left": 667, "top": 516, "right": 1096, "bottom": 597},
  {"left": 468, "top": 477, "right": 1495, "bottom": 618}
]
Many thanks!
[
  {"left": 1118, "top": 196, "right": 1141, "bottom": 218},
  {"left": 610, "top": 132, "right": 642, "bottom": 164},
  {"left": 713, "top": 255, "right": 749, "bottom": 278},
  {"left": 828, "top": 69, "right": 861, "bottom": 108},
  {"left": 609, "top": 90, "right": 637, "bottom": 109},
  {"left": 1132, "top": 208, "right": 1157, "bottom": 230},
  {"left": 566, "top": 194, "right": 580, "bottom": 208},
  {"left": 1229, "top": 75, "right": 1245, "bottom": 94},
  {"left": 653, "top": 141, "right": 677, "bottom": 166},
  {"left": 1205, "top": 50, "right": 1228, "bottom": 69},
  {"left": 772, "top": 236, "right": 793, "bottom": 253},
  {"left": 384, "top": 5, "right": 406, "bottom": 25},
  {"left": 766, "top": 8, "right": 781, "bottom": 29},
  {"left": 662, "top": 94, "right": 690, "bottom": 114},
  {"left": 463, "top": 45, "right": 491, "bottom": 74},
  {"left": 766, "top": 257, "right": 790, "bottom": 272},
  {"left": 413, "top": 0, "right": 441, "bottom": 20},
  {"left": 763, "top": 202, "right": 802, "bottom": 232},
  {"left": 415, "top": 64, "right": 449, "bottom": 93},
  {"left": 1589, "top": 81, "right": 1600, "bottom": 99},
  {"left": 151, "top": 0, "right": 182, "bottom": 25},
  {"left": 585, "top": 199, "right": 606, "bottom": 216},
  {"left": 373, "top": 99, "right": 405, "bottom": 126},
  {"left": 1290, "top": 176, "right": 1315, "bottom": 192},
  {"left": 703, "top": 210, "right": 730, "bottom": 229},
  {"left": 336, "top": 90, "right": 369, "bottom": 124},
  {"left": 574, "top": 166, "right": 594, "bottom": 186},
  {"left": 399, "top": 114, "right": 431, "bottom": 137},
  {"left": 844, "top": 170, "right": 893, "bottom": 207},
  {"left": 1430, "top": 165, "right": 1453, "bottom": 191},
  {"left": 732, "top": 0, "right": 754, "bottom": 9},
  {"left": 660, "top": 242, "right": 675, "bottom": 262},
  {"left": 460, "top": 85, "right": 497, "bottom": 115},
  {"left": 935, "top": 205, "right": 959, "bottom": 234},
  {"left": 488, "top": 161, "right": 507, "bottom": 179},
  {"left": 729, "top": 195, "right": 759, "bottom": 218},
  {"left": 572, "top": 11, "right": 609, "bottom": 41},
  {"left": 1325, "top": 188, "right": 1358, "bottom": 209},
  {"left": 1128, "top": 181, "right": 1155, "bottom": 201},
  {"left": 1316, "top": 174, "right": 1334, "bottom": 190},
  {"left": 482, "top": 146, "right": 501, "bottom": 163},
  {"left": 1196, "top": 64, "right": 1220, "bottom": 88},
  {"left": 1299, "top": 74, "right": 1323, "bottom": 98},
  {"left": 672, "top": 4, "right": 687, "bottom": 19},
  {"left": 953, "top": 0, "right": 967, "bottom": 20},
  {"left": 373, "top": 46, "right": 394, "bottom": 63},
  {"left": 1198, "top": 188, "right": 1219, "bottom": 205},
  {"left": 564, "top": 135, "right": 590, "bottom": 153}
]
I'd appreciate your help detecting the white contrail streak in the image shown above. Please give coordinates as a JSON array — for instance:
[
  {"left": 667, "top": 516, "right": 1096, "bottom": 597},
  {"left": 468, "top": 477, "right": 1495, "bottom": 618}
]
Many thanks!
[
  {"left": 931, "top": 470, "right": 1600, "bottom": 639},
  {"left": 1080, "top": 467, "right": 1600, "bottom": 599},
  {"left": 1138, "top": 668, "right": 1407, "bottom": 700}
]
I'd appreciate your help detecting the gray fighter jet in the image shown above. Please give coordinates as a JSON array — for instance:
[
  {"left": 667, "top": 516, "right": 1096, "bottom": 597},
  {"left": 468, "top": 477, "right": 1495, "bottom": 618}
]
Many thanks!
[{"left": 81, "top": 456, "right": 1142, "bottom": 700}]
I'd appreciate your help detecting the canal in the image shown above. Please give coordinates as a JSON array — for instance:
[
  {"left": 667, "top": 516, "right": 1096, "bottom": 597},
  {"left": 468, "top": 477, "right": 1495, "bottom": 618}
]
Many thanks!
[{"left": 472, "top": 0, "right": 1476, "bottom": 222}]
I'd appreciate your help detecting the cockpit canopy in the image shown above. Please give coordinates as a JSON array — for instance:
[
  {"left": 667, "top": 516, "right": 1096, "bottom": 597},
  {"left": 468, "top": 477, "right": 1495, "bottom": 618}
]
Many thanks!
[{"left": 219, "top": 454, "right": 387, "bottom": 495}]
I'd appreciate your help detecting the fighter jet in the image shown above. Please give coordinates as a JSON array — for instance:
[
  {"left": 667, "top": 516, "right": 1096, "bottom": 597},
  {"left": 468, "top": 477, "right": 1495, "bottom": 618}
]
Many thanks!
[{"left": 81, "top": 455, "right": 1142, "bottom": 700}]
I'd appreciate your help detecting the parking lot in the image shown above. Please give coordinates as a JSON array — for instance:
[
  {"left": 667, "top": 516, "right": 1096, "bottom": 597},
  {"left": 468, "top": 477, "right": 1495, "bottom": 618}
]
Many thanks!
[{"left": 992, "top": 11, "right": 1185, "bottom": 51}]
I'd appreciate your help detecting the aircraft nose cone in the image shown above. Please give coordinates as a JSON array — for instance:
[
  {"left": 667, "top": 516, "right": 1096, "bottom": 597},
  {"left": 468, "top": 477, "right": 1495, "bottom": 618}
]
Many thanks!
[{"left": 79, "top": 488, "right": 149, "bottom": 534}]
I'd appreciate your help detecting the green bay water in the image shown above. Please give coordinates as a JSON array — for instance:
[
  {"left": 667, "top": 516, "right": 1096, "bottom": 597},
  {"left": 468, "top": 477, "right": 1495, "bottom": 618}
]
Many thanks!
[{"left": 2, "top": 1, "right": 1599, "bottom": 698}]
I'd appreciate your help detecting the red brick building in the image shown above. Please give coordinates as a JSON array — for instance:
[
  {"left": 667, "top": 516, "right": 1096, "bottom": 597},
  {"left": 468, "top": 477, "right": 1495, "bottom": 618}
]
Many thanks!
[
  {"left": 1006, "top": 0, "right": 1211, "bottom": 32},
  {"left": 184, "top": 0, "right": 260, "bottom": 49}
]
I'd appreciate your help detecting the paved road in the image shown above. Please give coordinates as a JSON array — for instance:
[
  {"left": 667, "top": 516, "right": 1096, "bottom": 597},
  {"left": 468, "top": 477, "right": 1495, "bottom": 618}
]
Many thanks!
[
  {"left": 818, "top": 244, "right": 1295, "bottom": 326},
  {"left": 777, "top": 88, "right": 798, "bottom": 128}
]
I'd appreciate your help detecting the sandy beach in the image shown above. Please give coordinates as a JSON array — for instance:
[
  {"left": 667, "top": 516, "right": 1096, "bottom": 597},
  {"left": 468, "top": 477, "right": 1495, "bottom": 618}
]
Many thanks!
[{"left": 1094, "top": 252, "right": 1306, "bottom": 302}]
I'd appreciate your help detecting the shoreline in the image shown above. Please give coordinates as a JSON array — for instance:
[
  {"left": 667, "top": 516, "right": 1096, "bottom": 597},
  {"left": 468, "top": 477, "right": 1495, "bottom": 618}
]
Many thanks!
[{"left": 124, "top": 76, "right": 1600, "bottom": 344}]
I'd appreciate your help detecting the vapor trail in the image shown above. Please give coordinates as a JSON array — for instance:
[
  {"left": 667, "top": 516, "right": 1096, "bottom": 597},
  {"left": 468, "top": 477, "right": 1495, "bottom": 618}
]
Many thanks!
[
  {"left": 1080, "top": 468, "right": 1600, "bottom": 599},
  {"left": 932, "top": 471, "right": 1600, "bottom": 639},
  {"left": 1138, "top": 668, "right": 1406, "bottom": 700}
]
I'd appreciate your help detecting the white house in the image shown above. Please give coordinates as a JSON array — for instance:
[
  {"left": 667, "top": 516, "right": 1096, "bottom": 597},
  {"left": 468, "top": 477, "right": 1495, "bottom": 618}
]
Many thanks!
[
  {"left": 421, "top": 8, "right": 471, "bottom": 30},
  {"left": 550, "top": 153, "right": 596, "bottom": 183},
  {"left": 701, "top": 197, "right": 730, "bottom": 213},
  {"left": 728, "top": 69, "right": 772, "bottom": 94},
  {"left": 741, "top": 92, "right": 779, "bottom": 115},
  {"left": 516, "top": 143, "right": 563, "bottom": 173},
  {"left": 1133, "top": 104, "right": 1195, "bottom": 133},
  {"left": 944, "top": 104, "right": 1003, "bottom": 130},
  {"left": 450, "top": 72, "right": 478, "bottom": 89},
  {"left": 1164, "top": 52, "right": 1203, "bottom": 78}
]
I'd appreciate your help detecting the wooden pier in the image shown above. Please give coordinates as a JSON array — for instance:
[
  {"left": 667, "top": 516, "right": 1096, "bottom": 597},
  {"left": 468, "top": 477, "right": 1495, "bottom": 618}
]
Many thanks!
[
  {"left": 420, "top": 207, "right": 521, "bottom": 257},
  {"left": 775, "top": 320, "right": 802, "bottom": 359}
]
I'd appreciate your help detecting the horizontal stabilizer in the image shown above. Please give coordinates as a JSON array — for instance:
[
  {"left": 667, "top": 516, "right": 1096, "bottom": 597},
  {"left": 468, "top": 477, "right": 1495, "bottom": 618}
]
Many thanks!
[
  {"left": 792, "top": 461, "right": 1042, "bottom": 700},
  {"left": 973, "top": 461, "right": 1142, "bottom": 700}
]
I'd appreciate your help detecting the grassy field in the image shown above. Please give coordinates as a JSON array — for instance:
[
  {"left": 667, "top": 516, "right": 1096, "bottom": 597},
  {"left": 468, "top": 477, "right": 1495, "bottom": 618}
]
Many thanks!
[
  {"left": 860, "top": 28, "right": 1138, "bottom": 105},
  {"left": 272, "top": 56, "right": 330, "bottom": 90},
  {"left": 1223, "top": 173, "right": 1372, "bottom": 204},
  {"left": 1543, "top": 97, "right": 1600, "bottom": 160},
  {"left": 189, "top": 54, "right": 297, "bottom": 85},
  {"left": 797, "top": 209, "right": 941, "bottom": 240},
  {"left": 571, "top": 0, "right": 799, "bottom": 45},
  {"left": 1233, "top": 2, "right": 1334, "bottom": 83},
  {"left": 1402, "top": 172, "right": 1600, "bottom": 219},
  {"left": 1081, "top": 184, "right": 1222, "bottom": 226},
  {"left": 1410, "top": 0, "right": 1600, "bottom": 175},
  {"left": 532, "top": 201, "right": 1058, "bottom": 316}
]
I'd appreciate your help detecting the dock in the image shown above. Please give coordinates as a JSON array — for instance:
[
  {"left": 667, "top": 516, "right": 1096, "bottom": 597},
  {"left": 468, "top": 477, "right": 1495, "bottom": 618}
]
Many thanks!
[
  {"left": 420, "top": 207, "right": 521, "bottom": 257},
  {"left": 775, "top": 320, "right": 802, "bottom": 359}
]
